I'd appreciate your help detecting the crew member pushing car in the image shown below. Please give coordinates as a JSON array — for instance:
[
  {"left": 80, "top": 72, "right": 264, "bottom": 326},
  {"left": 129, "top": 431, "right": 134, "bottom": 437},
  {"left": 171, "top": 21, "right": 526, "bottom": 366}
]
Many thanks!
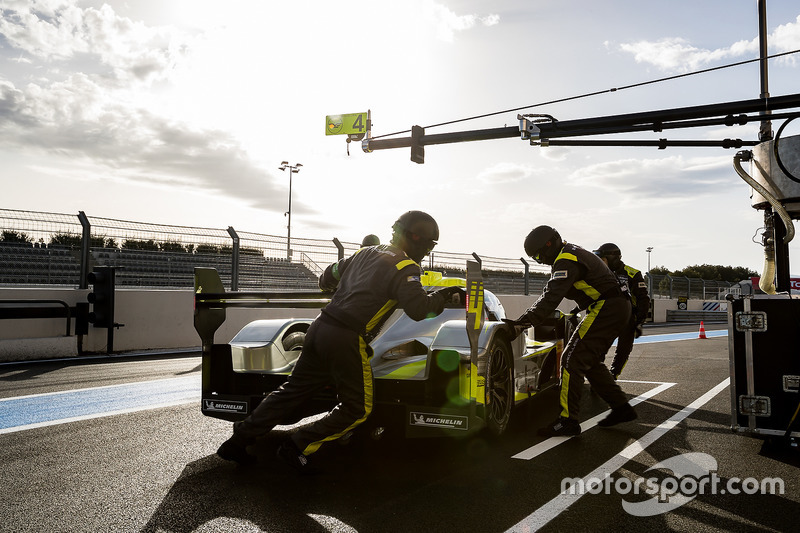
[
  {"left": 505, "top": 225, "right": 637, "bottom": 437},
  {"left": 217, "top": 210, "right": 463, "bottom": 471}
]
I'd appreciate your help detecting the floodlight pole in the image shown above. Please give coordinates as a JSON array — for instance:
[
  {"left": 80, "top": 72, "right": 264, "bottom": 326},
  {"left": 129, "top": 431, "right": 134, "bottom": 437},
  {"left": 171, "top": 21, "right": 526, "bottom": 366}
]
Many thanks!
[{"left": 279, "top": 161, "right": 302, "bottom": 260}]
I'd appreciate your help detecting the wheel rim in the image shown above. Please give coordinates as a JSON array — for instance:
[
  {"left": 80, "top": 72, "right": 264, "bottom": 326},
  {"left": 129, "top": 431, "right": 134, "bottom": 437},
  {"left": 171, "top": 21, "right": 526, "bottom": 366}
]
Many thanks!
[{"left": 487, "top": 341, "right": 512, "bottom": 428}]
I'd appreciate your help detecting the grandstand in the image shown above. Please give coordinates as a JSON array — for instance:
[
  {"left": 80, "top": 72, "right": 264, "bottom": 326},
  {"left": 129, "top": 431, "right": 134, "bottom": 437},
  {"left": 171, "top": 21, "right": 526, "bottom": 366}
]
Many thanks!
[
  {"left": 0, "top": 242, "right": 82, "bottom": 286},
  {"left": 91, "top": 247, "right": 319, "bottom": 290}
]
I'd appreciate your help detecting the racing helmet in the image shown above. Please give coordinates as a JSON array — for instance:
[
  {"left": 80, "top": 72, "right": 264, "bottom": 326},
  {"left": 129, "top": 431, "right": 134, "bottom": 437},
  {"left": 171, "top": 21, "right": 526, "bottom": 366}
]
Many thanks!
[
  {"left": 361, "top": 234, "right": 380, "bottom": 247},
  {"left": 594, "top": 242, "right": 623, "bottom": 270},
  {"left": 524, "top": 225, "right": 562, "bottom": 265},
  {"left": 391, "top": 210, "right": 439, "bottom": 263}
]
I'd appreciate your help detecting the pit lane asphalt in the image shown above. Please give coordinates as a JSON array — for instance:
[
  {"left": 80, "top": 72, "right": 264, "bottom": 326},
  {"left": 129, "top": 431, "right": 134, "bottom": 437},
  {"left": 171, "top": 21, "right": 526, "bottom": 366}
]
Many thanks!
[{"left": 1, "top": 323, "right": 798, "bottom": 533}]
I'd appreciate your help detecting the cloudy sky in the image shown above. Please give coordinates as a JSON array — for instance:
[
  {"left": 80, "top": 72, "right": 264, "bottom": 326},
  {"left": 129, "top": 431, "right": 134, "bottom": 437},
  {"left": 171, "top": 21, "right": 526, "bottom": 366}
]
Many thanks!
[{"left": 1, "top": 0, "right": 799, "bottom": 273}]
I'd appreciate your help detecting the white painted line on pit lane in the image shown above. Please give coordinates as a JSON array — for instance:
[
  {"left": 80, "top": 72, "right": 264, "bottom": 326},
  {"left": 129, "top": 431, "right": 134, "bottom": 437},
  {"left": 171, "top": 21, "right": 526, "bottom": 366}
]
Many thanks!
[
  {"left": 506, "top": 377, "right": 730, "bottom": 533},
  {"left": 512, "top": 381, "right": 676, "bottom": 460}
]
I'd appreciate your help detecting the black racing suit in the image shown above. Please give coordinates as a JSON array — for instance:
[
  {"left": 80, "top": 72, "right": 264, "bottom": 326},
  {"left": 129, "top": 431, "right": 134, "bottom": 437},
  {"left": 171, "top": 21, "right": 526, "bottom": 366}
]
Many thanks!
[
  {"left": 519, "top": 243, "right": 630, "bottom": 421},
  {"left": 233, "top": 244, "right": 450, "bottom": 455},
  {"left": 609, "top": 263, "right": 650, "bottom": 378}
]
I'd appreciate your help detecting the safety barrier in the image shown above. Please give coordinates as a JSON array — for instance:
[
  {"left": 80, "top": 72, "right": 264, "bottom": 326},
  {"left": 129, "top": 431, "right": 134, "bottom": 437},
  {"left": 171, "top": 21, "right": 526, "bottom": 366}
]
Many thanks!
[
  {"left": 665, "top": 310, "right": 728, "bottom": 324},
  {"left": 0, "top": 299, "right": 82, "bottom": 336}
]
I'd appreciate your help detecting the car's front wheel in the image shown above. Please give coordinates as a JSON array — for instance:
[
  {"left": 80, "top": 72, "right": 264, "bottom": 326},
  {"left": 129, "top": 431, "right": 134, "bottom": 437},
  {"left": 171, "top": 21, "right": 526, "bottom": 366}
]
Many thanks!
[{"left": 485, "top": 336, "right": 514, "bottom": 435}]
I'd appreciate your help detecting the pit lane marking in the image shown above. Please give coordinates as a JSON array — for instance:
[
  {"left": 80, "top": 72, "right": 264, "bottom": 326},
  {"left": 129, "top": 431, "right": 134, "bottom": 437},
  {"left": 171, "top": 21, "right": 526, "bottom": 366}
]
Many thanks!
[
  {"left": 512, "top": 380, "right": 676, "bottom": 460},
  {"left": 612, "top": 329, "right": 727, "bottom": 346},
  {"left": 507, "top": 377, "right": 730, "bottom": 532},
  {"left": 0, "top": 376, "right": 199, "bottom": 434},
  {"left": 626, "top": 329, "right": 726, "bottom": 344}
]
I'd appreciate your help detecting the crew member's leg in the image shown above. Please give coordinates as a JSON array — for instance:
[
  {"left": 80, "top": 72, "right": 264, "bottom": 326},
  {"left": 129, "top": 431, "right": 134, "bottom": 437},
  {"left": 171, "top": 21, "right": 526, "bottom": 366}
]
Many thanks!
[
  {"left": 291, "top": 325, "right": 374, "bottom": 455},
  {"left": 610, "top": 314, "right": 636, "bottom": 378}
]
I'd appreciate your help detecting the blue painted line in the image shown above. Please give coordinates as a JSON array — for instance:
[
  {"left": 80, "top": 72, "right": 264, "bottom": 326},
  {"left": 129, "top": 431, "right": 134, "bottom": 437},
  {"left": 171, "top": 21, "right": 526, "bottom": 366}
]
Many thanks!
[
  {"left": 0, "top": 376, "right": 199, "bottom": 432},
  {"left": 635, "top": 329, "right": 727, "bottom": 344},
  {"left": 611, "top": 328, "right": 727, "bottom": 346}
]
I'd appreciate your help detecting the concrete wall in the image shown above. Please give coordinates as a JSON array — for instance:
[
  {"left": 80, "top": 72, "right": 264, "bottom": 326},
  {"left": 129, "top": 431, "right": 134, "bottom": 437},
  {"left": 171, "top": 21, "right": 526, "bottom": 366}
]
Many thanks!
[
  {"left": 0, "top": 287, "right": 726, "bottom": 362},
  {"left": 0, "top": 287, "right": 319, "bottom": 362}
]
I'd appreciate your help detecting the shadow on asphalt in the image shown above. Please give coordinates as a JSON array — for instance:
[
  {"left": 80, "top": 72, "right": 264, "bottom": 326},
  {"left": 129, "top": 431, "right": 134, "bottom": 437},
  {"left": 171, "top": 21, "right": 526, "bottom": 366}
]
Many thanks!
[{"left": 139, "top": 427, "right": 501, "bottom": 533}]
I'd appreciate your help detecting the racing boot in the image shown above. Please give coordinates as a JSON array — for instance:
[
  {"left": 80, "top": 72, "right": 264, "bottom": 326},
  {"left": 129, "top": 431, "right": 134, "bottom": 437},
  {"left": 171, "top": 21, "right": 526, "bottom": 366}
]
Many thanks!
[
  {"left": 537, "top": 416, "right": 581, "bottom": 437},
  {"left": 598, "top": 402, "right": 637, "bottom": 427},
  {"left": 216, "top": 433, "right": 256, "bottom": 464},
  {"left": 277, "top": 439, "right": 318, "bottom": 474}
]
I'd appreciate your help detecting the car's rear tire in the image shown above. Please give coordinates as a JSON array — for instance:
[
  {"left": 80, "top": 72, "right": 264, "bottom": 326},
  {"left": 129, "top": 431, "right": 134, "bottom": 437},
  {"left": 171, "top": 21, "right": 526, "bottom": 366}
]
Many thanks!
[
  {"left": 282, "top": 331, "right": 305, "bottom": 351},
  {"left": 485, "top": 336, "right": 514, "bottom": 436}
]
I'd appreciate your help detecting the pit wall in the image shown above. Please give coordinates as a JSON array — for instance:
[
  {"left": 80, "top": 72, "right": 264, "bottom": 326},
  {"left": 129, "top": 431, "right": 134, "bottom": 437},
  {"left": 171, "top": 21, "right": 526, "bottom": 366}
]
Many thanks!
[{"left": 0, "top": 288, "right": 708, "bottom": 362}]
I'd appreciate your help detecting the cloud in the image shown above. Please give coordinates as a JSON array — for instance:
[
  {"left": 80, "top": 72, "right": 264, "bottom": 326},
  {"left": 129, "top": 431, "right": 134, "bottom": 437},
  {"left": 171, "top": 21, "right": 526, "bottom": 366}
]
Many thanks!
[
  {"left": 619, "top": 37, "right": 753, "bottom": 73},
  {"left": 0, "top": 1, "right": 192, "bottom": 86},
  {"left": 0, "top": 2, "right": 302, "bottom": 213},
  {"left": 0, "top": 74, "right": 293, "bottom": 211},
  {"left": 772, "top": 15, "right": 800, "bottom": 62},
  {"left": 568, "top": 155, "right": 736, "bottom": 201},
  {"left": 422, "top": 1, "right": 500, "bottom": 43},
  {"left": 476, "top": 161, "right": 540, "bottom": 184},
  {"left": 538, "top": 146, "right": 571, "bottom": 162},
  {"left": 617, "top": 15, "right": 800, "bottom": 72}
]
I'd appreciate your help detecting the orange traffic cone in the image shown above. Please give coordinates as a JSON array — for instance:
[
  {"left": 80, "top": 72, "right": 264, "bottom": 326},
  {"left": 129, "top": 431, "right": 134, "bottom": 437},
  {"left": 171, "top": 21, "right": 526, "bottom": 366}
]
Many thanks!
[{"left": 698, "top": 321, "right": 707, "bottom": 339}]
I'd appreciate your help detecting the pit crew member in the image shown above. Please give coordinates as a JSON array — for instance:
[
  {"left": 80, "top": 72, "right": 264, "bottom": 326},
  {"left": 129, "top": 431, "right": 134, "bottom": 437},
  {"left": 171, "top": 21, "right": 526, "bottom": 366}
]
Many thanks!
[
  {"left": 217, "top": 210, "right": 462, "bottom": 470},
  {"left": 505, "top": 225, "right": 637, "bottom": 437}
]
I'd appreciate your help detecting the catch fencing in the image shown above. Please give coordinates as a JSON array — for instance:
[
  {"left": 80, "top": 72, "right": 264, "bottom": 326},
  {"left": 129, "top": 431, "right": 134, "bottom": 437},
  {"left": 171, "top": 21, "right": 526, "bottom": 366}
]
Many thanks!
[
  {"left": 0, "top": 208, "right": 551, "bottom": 294},
  {"left": 0, "top": 208, "right": 738, "bottom": 298}
]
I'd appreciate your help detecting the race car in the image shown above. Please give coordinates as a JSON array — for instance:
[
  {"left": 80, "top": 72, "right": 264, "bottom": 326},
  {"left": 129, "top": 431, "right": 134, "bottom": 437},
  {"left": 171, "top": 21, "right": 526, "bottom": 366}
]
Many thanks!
[{"left": 193, "top": 262, "right": 575, "bottom": 439}]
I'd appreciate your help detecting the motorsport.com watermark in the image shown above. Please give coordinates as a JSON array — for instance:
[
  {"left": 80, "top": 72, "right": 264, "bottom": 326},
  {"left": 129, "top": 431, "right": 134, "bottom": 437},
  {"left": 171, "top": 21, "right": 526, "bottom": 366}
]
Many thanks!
[{"left": 561, "top": 452, "right": 785, "bottom": 517}]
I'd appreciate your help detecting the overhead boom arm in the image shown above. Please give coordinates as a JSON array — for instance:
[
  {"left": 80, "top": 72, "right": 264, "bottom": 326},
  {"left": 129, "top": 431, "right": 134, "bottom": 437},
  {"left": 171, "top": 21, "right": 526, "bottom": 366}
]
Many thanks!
[{"left": 361, "top": 93, "right": 800, "bottom": 164}]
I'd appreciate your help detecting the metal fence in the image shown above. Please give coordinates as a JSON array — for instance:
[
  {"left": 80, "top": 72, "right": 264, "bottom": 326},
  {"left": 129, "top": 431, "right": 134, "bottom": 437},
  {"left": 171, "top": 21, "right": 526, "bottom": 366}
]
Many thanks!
[
  {"left": 648, "top": 274, "right": 735, "bottom": 300},
  {"left": 0, "top": 208, "right": 552, "bottom": 293},
  {"left": 0, "top": 208, "right": 739, "bottom": 299}
]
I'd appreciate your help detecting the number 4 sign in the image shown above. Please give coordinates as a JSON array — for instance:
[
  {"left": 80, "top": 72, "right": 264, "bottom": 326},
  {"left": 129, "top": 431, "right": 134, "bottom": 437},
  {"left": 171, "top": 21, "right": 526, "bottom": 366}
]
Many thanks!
[{"left": 325, "top": 112, "right": 368, "bottom": 136}]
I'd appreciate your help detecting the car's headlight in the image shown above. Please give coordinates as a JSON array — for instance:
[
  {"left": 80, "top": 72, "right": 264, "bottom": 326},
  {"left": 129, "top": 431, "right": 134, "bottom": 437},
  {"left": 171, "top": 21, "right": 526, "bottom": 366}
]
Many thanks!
[{"left": 381, "top": 340, "right": 428, "bottom": 360}]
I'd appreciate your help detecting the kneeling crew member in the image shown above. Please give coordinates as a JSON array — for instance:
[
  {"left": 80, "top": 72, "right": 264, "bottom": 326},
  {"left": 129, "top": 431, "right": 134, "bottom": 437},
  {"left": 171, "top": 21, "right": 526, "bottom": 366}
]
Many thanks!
[
  {"left": 505, "top": 225, "right": 637, "bottom": 437},
  {"left": 217, "top": 210, "right": 462, "bottom": 470}
]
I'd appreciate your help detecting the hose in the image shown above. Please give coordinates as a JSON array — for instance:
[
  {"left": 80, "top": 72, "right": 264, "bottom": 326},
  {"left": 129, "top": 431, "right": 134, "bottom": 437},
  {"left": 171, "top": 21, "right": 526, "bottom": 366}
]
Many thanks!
[
  {"left": 733, "top": 150, "right": 794, "bottom": 294},
  {"left": 733, "top": 151, "right": 795, "bottom": 245},
  {"left": 760, "top": 214, "right": 777, "bottom": 295}
]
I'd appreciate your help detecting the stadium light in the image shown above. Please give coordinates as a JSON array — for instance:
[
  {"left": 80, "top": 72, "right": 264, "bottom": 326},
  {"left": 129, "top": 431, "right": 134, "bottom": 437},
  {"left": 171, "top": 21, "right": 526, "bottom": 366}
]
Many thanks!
[
  {"left": 278, "top": 162, "right": 302, "bottom": 260},
  {"left": 646, "top": 246, "right": 654, "bottom": 296}
]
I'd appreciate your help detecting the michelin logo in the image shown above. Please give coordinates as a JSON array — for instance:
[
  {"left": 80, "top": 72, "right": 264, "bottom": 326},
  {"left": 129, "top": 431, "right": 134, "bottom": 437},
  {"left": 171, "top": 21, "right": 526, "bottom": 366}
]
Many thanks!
[
  {"left": 410, "top": 411, "right": 468, "bottom": 430},
  {"left": 203, "top": 399, "right": 248, "bottom": 414}
]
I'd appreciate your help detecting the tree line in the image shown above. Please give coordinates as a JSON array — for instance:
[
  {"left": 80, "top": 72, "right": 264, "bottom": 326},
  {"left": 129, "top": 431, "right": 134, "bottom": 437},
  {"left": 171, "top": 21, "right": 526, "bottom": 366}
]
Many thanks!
[
  {"left": 649, "top": 264, "right": 758, "bottom": 283},
  {"left": 0, "top": 230, "right": 261, "bottom": 256}
]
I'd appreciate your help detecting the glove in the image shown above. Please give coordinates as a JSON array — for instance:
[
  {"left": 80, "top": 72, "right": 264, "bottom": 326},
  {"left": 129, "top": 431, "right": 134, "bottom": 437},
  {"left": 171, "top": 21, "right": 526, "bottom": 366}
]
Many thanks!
[
  {"left": 501, "top": 318, "right": 530, "bottom": 341},
  {"left": 434, "top": 286, "right": 465, "bottom": 306},
  {"left": 634, "top": 324, "right": 644, "bottom": 338}
]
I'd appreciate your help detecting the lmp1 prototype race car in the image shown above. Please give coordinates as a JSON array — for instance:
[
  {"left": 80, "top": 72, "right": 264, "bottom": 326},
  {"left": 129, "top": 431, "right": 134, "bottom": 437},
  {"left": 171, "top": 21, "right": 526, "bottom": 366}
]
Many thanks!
[{"left": 193, "top": 261, "right": 575, "bottom": 439}]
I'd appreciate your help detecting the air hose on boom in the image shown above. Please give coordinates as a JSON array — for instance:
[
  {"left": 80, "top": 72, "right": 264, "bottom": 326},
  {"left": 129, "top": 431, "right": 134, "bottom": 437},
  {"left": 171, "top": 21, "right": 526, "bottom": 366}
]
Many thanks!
[{"left": 733, "top": 150, "right": 794, "bottom": 294}]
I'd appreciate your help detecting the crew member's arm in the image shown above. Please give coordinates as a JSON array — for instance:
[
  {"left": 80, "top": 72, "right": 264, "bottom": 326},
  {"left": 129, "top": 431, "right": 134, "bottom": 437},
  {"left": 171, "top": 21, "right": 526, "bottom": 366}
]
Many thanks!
[
  {"left": 319, "top": 253, "right": 356, "bottom": 291},
  {"left": 519, "top": 260, "right": 581, "bottom": 326},
  {"left": 392, "top": 263, "right": 457, "bottom": 321}
]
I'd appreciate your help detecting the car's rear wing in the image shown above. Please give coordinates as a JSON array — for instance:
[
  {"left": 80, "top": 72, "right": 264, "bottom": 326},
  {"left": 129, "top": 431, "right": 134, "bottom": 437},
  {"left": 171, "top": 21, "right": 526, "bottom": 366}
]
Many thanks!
[{"left": 193, "top": 267, "right": 331, "bottom": 352}]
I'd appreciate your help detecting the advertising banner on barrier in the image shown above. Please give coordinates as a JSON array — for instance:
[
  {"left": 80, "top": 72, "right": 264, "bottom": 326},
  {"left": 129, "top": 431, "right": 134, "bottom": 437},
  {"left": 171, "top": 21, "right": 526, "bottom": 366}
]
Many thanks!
[{"left": 750, "top": 277, "right": 800, "bottom": 293}]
